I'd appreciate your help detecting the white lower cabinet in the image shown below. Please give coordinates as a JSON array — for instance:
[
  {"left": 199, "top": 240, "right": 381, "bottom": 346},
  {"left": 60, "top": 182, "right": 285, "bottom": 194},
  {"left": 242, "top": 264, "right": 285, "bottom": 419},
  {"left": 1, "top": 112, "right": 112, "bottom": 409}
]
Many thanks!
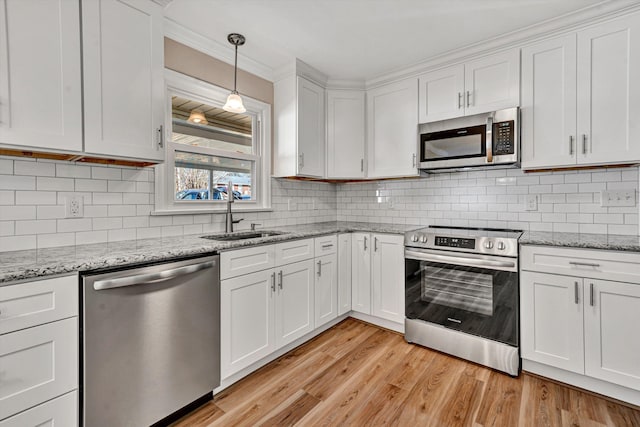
[
  {"left": 521, "top": 245, "right": 640, "bottom": 402},
  {"left": 337, "top": 233, "right": 352, "bottom": 316},
  {"left": 276, "top": 260, "right": 315, "bottom": 348},
  {"left": 0, "top": 391, "right": 77, "bottom": 427},
  {"left": 352, "top": 232, "right": 405, "bottom": 324},
  {"left": 314, "top": 253, "right": 338, "bottom": 328}
]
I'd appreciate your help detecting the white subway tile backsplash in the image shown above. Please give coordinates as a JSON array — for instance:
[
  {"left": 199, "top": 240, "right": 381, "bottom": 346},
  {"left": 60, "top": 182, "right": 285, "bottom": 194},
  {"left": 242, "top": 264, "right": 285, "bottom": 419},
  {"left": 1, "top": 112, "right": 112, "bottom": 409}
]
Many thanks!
[
  {"left": 76, "top": 230, "right": 107, "bottom": 245},
  {"left": 0, "top": 175, "right": 36, "bottom": 190},
  {"left": 93, "top": 217, "right": 123, "bottom": 230},
  {"left": 91, "top": 166, "right": 121, "bottom": 180},
  {"left": 0, "top": 221, "right": 14, "bottom": 236},
  {"left": 75, "top": 179, "right": 108, "bottom": 192},
  {"left": 15, "top": 191, "right": 57, "bottom": 205},
  {"left": 57, "top": 218, "right": 92, "bottom": 233},
  {"left": 1, "top": 205, "right": 36, "bottom": 220},
  {"left": 15, "top": 220, "right": 56, "bottom": 235},
  {"left": 0, "top": 159, "right": 13, "bottom": 174},
  {"left": 36, "top": 205, "right": 66, "bottom": 219},
  {"left": 108, "top": 205, "right": 136, "bottom": 217},
  {"left": 36, "top": 177, "right": 74, "bottom": 191},
  {"left": 37, "top": 232, "right": 75, "bottom": 248},
  {"left": 1, "top": 235, "right": 36, "bottom": 251},
  {"left": 14, "top": 160, "right": 55, "bottom": 176},
  {"left": 56, "top": 163, "right": 91, "bottom": 179},
  {"left": 0, "top": 191, "right": 14, "bottom": 205}
]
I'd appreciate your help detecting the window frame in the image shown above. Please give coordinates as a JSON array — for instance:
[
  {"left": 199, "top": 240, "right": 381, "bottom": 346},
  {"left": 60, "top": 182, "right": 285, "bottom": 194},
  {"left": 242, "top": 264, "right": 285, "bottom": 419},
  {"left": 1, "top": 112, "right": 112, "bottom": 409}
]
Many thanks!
[{"left": 154, "top": 70, "right": 272, "bottom": 214}]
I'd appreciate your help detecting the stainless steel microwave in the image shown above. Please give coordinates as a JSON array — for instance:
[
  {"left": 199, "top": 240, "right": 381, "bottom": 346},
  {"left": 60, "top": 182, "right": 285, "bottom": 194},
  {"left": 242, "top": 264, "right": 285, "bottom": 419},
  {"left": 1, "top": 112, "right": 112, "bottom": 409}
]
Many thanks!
[{"left": 419, "top": 107, "right": 519, "bottom": 171}]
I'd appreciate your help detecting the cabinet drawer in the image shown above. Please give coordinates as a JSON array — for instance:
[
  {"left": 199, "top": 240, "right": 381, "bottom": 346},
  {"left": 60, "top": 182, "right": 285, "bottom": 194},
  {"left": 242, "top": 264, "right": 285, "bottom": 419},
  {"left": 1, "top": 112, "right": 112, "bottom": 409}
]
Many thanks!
[
  {"left": 0, "top": 275, "right": 78, "bottom": 335},
  {"left": 314, "top": 235, "right": 337, "bottom": 256},
  {"left": 275, "top": 239, "right": 314, "bottom": 266},
  {"left": 221, "top": 245, "right": 276, "bottom": 280},
  {"left": 0, "top": 390, "right": 77, "bottom": 427},
  {"left": 0, "top": 318, "right": 78, "bottom": 420},
  {"left": 521, "top": 245, "right": 640, "bottom": 284}
]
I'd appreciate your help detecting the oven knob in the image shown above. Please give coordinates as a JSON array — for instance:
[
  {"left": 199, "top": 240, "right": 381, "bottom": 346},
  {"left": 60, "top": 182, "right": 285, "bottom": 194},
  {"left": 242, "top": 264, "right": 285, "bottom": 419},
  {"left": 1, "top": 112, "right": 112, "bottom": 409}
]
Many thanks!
[
  {"left": 484, "top": 241, "right": 494, "bottom": 249},
  {"left": 420, "top": 235, "right": 428, "bottom": 243},
  {"left": 497, "top": 241, "right": 506, "bottom": 251},
  {"left": 411, "top": 234, "right": 419, "bottom": 242}
]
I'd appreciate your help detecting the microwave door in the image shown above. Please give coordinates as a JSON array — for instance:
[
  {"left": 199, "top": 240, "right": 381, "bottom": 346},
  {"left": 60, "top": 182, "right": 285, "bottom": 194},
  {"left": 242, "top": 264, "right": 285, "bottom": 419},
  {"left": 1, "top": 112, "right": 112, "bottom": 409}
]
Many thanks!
[{"left": 420, "top": 124, "right": 486, "bottom": 163}]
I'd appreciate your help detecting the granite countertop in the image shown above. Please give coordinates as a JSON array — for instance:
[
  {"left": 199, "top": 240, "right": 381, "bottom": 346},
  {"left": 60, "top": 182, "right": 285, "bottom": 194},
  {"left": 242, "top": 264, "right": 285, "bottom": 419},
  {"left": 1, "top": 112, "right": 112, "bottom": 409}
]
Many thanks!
[
  {"left": 520, "top": 231, "right": 640, "bottom": 253},
  {"left": 0, "top": 221, "right": 420, "bottom": 284}
]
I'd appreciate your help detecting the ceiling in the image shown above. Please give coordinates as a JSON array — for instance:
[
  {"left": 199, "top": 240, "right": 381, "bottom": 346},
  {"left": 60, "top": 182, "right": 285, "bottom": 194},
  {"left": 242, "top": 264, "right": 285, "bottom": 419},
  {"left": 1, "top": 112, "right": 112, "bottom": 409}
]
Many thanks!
[{"left": 165, "top": 0, "right": 610, "bottom": 81}]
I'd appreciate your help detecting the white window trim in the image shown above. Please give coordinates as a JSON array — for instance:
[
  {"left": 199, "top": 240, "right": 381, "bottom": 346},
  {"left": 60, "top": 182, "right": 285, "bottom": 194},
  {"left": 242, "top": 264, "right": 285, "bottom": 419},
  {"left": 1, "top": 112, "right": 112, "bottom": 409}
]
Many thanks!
[{"left": 153, "top": 69, "right": 272, "bottom": 215}]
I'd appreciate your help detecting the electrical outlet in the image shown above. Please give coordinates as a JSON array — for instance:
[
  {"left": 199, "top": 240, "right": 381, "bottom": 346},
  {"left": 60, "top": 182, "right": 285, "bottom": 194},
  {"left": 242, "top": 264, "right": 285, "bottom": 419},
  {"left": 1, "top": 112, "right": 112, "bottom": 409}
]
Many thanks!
[
  {"left": 600, "top": 190, "right": 637, "bottom": 207},
  {"left": 312, "top": 198, "right": 319, "bottom": 210},
  {"left": 65, "top": 195, "right": 84, "bottom": 218},
  {"left": 525, "top": 194, "right": 538, "bottom": 211},
  {"left": 287, "top": 199, "right": 296, "bottom": 211}
]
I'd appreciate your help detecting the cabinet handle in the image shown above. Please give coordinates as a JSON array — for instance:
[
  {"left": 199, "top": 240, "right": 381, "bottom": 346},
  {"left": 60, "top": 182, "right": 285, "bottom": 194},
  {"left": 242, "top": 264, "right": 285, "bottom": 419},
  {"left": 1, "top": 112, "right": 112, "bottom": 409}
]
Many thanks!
[
  {"left": 364, "top": 236, "right": 367, "bottom": 251},
  {"left": 361, "top": 158, "right": 364, "bottom": 172},
  {"left": 569, "top": 261, "right": 600, "bottom": 268},
  {"left": 569, "top": 135, "right": 574, "bottom": 155},
  {"left": 317, "top": 260, "right": 322, "bottom": 276},
  {"left": 278, "top": 270, "right": 283, "bottom": 289},
  {"left": 322, "top": 244, "right": 334, "bottom": 249},
  {"left": 157, "top": 125, "right": 164, "bottom": 148},
  {"left": 412, "top": 153, "right": 417, "bottom": 168},
  {"left": 574, "top": 281, "right": 579, "bottom": 304},
  {"left": 466, "top": 91, "right": 472, "bottom": 107},
  {"left": 374, "top": 237, "right": 378, "bottom": 252},
  {"left": 589, "top": 283, "right": 594, "bottom": 306},
  {"left": 271, "top": 272, "right": 276, "bottom": 292},
  {"left": 299, "top": 153, "right": 304, "bottom": 169},
  {"left": 458, "top": 92, "right": 463, "bottom": 109},
  {"left": 582, "top": 134, "right": 587, "bottom": 154}
]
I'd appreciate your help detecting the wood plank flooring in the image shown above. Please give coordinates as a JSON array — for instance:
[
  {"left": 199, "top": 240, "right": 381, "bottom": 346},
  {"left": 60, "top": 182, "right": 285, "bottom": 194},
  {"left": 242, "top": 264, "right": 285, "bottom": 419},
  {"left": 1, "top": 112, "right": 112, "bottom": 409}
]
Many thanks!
[{"left": 172, "top": 318, "right": 640, "bottom": 427}]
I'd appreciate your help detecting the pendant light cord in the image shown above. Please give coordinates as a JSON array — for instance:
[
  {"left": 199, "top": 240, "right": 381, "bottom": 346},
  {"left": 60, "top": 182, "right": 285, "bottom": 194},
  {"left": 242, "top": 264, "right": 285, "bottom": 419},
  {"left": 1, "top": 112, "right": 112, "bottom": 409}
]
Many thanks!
[{"left": 233, "top": 44, "right": 238, "bottom": 93}]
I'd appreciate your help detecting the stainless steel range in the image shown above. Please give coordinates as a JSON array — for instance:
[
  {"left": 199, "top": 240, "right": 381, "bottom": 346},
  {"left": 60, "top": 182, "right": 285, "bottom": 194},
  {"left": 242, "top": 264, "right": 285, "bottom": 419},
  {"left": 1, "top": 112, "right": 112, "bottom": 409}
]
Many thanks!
[{"left": 404, "top": 226, "right": 522, "bottom": 376}]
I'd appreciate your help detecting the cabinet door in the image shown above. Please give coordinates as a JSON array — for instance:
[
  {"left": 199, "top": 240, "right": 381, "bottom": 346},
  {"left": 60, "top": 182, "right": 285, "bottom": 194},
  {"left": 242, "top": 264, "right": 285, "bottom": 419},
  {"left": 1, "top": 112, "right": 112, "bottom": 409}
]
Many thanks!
[
  {"left": 418, "top": 65, "right": 465, "bottom": 123},
  {"left": 220, "top": 270, "right": 275, "bottom": 379},
  {"left": 521, "top": 35, "right": 578, "bottom": 170},
  {"left": 367, "top": 78, "right": 419, "bottom": 178},
  {"left": 371, "top": 234, "right": 405, "bottom": 324},
  {"left": 314, "top": 253, "right": 338, "bottom": 328},
  {"left": 584, "top": 279, "right": 640, "bottom": 391},
  {"left": 577, "top": 14, "right": 640, "bottom": 165},
  {"left": 275, "top": 259, "right": 314, "bottom": 348},
  {"left": 0, "top": 0, "right": 82, "bottom": 151},
  {"left": 297, "top": 77, "right": 325, "bottom": 177},
  {"left": 351, "top": 232, "right": 371, "bottom": 314},
  {"left": 337, "top": 233, "right": 352, "bottom": 316},
  {"left": 0, "top": 391, "right": 77, "bottom": 427},
  {"left": 464, "top": 48, "right": 520, "bottom": 116},
  {"left": 326, "top": 90, "right": 366, "bottom": 178},
  {"left": 82, "top": 0, "right": 164, "bottom": 161},
  {"left": 520, "top": 272, "right": 584, "bottom": 374},
  {"left": 0, "top": 318, "right": 78, "bottom": 420}
]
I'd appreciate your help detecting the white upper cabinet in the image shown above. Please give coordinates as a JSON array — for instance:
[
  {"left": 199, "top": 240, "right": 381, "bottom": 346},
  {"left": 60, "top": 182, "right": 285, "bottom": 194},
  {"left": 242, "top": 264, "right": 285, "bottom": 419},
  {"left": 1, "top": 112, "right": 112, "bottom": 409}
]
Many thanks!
[
  {"left": 576, "top": 13, "right": 640, "bottom": 165},
  {"left": 522, "top": 12, "right": 640, "bottom": 169},
  {"left": 326, "top": 90, "right": 366, "bottom": 179},
  {"left": 274, "top": 75, "right": 326, "bottom": 178},
  {"left": 418, "top": 49, "right": 519, "bottom": 123},
  {"left": 82, "top": 0, "right": 165, "bottom": 161},
  {"left": 521, "top": 35, "right": 578, "bottom": 169},
  {"left": 366, "top": 78, "right": 419, "bottom": 178},
  {"left": 0, "top": 0, "right": 82, "bottom": 152}
]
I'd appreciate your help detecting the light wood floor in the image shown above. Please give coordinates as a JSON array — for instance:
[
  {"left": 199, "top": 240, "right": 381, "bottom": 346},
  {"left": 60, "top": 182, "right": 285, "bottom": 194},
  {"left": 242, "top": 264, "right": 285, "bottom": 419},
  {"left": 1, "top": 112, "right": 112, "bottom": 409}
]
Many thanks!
[{"left": 172, "top": 318, "right": 640, "bottom": 427}]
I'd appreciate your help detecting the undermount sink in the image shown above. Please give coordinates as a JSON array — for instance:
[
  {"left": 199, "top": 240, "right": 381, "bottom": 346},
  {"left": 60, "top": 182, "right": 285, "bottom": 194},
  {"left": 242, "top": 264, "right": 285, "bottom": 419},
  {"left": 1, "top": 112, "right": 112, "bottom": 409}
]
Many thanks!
[{"left": 201, "top": 231, "right": 286, "bottom": 241}]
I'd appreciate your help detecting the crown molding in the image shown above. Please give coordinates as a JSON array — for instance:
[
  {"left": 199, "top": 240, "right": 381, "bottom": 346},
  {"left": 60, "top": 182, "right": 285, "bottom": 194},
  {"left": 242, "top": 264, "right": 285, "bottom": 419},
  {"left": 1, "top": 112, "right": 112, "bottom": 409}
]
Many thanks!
[
  {"left": 163, "top": 18, "right": 275, "bottom": 82},
  {"left": 273, "top": 59, "right": 330, "bottom": 87},
  {"left": 152, "top": 0, "right": 174, "bottom": 7},
  {"left": 326, "top": 79, "right": 366, "bottom": 90},
  {"left": 365, "top": 0, "right": 640, "bottom": 89}
]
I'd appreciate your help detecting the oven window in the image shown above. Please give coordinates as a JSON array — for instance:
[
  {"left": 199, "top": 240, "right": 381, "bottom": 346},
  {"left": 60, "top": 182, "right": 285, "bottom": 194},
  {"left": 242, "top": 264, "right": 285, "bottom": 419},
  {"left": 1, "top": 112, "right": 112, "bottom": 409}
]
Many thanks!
[{"left": 422, "top": 265, "right": 493, "bottom": 316}]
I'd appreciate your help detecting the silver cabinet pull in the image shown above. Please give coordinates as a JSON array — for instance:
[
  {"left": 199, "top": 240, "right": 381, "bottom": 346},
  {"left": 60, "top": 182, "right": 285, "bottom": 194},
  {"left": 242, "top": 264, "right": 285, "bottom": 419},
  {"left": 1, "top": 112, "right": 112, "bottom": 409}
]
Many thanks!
[
  {"left": 322, "top": 244, "right": 334, "bottom": 249},
  {"left": 569, "top": 135, "right": 574, "bottom": 155},
  {"left": 93, "top": 261, "right": 215, "bottom": 291},
  {"left": 574, "top": 281, "right": 579, "bottom": 304},
  {"left": 278, "top": 270, "right": 283, "bottom": 289},
  {"left": 157, "top": 125, "right": 164, "bottom": 148},
  {"left": 364, "top": 236, "right": 367, "bottom": 251},
  {"left": 582, "top": 134, "right": 587, "bottom": 154},
  {"left": 466, "top": 90, "right": 472, "bottom": 107},
  {"left": 569, "top": 261, "right": 600, "bottom": 268},
  {"left": 360, "top": 159, "right": 364, "bottom": 172},
  {"left": 299, "top": 153, "right": 304, "bottom": 169},
  {"left": 271, "top": 272, "right": 276, "bottom": 292},
  {"left": 317, "top": 260, "right": 322, "bottom": 276},
  {"left": 374, "top": 237, "right": 378, "bottom": 252},
  {"left": 589, "top": 282, "right": 594, "bottom": 306},
  {"left": 458, "top": 92, "right": 463, "bottom": 109},
  {"left": 412, "top": 153, "right": 417, "bottom": 168}
]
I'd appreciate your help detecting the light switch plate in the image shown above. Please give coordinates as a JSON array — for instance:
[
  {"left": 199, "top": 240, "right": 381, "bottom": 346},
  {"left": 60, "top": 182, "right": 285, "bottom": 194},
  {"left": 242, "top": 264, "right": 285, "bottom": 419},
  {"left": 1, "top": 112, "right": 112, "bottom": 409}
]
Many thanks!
[{"left": 600, "top": 190, "right": 636, "bottom": 207}]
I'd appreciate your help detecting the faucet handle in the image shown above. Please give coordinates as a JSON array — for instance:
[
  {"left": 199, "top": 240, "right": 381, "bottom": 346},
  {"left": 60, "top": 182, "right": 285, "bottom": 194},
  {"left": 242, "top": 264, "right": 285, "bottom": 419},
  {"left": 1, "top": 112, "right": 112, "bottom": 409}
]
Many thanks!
[
  {"left": 232, "top": 218, "right": 244, "bottom": 224},
  {"left": 250, "top": 223, "right": 262, "bottom": 231}
]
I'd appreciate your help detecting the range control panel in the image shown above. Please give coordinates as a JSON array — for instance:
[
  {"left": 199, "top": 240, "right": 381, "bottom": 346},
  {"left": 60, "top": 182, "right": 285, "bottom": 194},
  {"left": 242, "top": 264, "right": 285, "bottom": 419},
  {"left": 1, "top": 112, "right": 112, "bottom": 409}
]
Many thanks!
[
  {"left": 434, "top": 236, "right": 475, "bottom": 249},
  {"left": 492, "top": 120, "right": 515, "bottom": 155}
]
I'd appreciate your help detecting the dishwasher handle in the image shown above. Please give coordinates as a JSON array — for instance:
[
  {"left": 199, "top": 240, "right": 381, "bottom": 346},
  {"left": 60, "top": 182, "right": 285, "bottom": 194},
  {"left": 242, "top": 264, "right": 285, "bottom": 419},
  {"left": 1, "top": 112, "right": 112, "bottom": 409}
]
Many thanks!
[{"left": 93, "top": 260, "right": 216, "bottom": 291}]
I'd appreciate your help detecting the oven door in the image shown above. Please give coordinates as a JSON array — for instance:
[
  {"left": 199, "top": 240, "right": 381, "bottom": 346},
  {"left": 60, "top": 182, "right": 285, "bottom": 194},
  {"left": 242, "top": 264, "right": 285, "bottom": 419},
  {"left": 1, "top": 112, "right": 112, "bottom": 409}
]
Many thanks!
[{"left": 405, "top": 248, "right": 519, "bottom": 346}]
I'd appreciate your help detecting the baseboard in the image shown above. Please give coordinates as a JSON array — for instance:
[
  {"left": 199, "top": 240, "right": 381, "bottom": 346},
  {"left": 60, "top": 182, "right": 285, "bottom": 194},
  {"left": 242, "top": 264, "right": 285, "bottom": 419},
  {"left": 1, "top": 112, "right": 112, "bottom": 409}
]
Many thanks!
[{"left": 348, "top": 311, "right": 404, "bottom": 333}]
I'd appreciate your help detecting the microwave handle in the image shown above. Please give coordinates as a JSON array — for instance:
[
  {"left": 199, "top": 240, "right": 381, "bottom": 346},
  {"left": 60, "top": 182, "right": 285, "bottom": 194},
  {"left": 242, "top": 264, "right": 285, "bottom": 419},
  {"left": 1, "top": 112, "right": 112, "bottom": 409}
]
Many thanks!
[{"left": 486, "top": 116, "right": 493, "bottom": 163}]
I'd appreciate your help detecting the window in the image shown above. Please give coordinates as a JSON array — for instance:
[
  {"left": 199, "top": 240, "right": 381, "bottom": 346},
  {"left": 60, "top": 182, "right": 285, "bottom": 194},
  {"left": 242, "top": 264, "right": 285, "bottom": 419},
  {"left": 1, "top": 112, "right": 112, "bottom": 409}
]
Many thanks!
[{"left": 155, "top": 71, "right": 271, "bottom": 214}]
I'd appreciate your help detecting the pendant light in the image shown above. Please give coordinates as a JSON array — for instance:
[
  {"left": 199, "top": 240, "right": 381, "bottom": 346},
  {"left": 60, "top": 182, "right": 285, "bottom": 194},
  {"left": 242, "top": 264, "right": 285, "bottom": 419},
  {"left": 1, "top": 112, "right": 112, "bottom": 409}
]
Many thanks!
[
  {"left": 223, "top": 33, "right": 246, "bottom": 114},
  {"left": 187, "top": 110, "right": 208, "bottom": 125}
]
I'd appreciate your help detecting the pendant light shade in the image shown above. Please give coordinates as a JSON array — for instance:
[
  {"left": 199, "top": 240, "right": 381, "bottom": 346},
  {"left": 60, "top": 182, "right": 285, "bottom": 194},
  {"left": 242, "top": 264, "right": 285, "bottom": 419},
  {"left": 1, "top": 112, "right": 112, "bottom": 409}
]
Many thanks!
[
  {"left": 223, "top": 33, "right": 246, "bottom": 114},
  {"left": 187, "top": 110, "right": 208, "bottom": 125}
]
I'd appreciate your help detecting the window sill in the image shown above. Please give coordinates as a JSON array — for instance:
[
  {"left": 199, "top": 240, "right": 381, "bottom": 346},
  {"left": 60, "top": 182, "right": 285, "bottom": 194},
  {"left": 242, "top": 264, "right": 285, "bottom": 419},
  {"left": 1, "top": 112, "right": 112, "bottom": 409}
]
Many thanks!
[{"left": 151, "top": 207, "right": 274, "bottom": 216}]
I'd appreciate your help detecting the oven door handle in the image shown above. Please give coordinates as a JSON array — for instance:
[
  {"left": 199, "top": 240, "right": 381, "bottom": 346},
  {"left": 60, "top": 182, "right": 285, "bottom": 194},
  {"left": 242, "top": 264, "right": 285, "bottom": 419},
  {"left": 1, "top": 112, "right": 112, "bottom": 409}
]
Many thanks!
[{"left": 405, "top": 249, "right": 517, "bottom": 271}]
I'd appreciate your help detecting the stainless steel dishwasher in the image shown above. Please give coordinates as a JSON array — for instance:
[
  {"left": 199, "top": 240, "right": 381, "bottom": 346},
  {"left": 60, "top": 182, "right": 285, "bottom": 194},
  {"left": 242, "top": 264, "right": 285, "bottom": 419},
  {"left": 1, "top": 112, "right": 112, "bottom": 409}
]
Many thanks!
[{"left": 81, "top": 255, "right": 220, "bottom": 427}]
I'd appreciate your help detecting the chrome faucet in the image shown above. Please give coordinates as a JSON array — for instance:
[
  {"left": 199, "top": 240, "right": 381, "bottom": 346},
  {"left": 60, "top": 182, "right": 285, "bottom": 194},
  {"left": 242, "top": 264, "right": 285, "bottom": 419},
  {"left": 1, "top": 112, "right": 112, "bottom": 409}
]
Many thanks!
[{"left": 225, "top": 181, "right": 243, "bottom": 232}]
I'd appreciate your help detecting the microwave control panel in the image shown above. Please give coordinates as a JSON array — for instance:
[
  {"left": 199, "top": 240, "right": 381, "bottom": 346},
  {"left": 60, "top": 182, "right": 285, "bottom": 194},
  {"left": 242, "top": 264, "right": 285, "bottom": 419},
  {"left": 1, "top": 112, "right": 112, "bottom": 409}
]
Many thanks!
[
  {"left": 493, "top": 120, "right": 515, "bottom": 155},
  {"left": 435, "top": 236, "right": 476, "bottom": 249}
]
